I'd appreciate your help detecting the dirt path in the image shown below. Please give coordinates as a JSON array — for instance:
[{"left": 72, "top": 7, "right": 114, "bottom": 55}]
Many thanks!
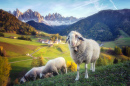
[{"left": 30, "top": 47, "right": 44, "bottom": 56}]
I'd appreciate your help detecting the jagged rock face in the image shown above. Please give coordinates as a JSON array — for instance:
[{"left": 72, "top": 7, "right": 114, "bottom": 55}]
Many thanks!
[
  {"left": 13, "top": 9, "right": 23, "bottom": 20},
  {"left": 11, "top": 9, "right": 80, "bottom": 26},
  {"left": 45, "top": 13, "right": 78, "bottom": 22},
  {"left": 13, "top": 9, "right": 44, "bottom": 22}
]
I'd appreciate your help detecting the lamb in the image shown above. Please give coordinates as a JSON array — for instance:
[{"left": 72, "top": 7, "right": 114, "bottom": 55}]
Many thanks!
[
  {"left": 40, "top": 57, "right": 67, "bottom": 77},
  {"left": 66, "top": 31, "right": 100, "bottom": 80},
  {"left": 20, "top": 66, "right": 51, "bottom": 84}
]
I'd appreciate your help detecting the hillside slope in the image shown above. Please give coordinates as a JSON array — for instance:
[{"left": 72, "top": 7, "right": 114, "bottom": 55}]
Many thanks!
[
  {"left": 60, "top": 9, "right": 130, "bottom": 41},
  {"left": 18, "top": 61, "right": 130, "bottom": 86},
  {"left": 0, "top": 9, "right": 36, "bottom": 35}
]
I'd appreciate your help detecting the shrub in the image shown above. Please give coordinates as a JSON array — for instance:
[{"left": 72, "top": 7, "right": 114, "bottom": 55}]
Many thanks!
[
  {"left": 0, "top": 46, "right": 6, "bottom": 57},
  {"left": 31, "top": 56, "right": 45, "bottom": 67},
  {"left": 18, "top": 36, "right": 32, "bottom": 41},
  {"left": 0, "top": 56, "right": 11, "bottom": 86},
  {"left": 100, "top": 47, "right": 104, "bottom": 52},
  {"left": 13, "top": 78, "right": 19, "bottom": 85},
  {"left": 96, "top": 56, "right": 113, "bottom": 66},
  {"left": 31, "top": 58, "right": 38, "bottom": 67},
  {"left": 113, "top": 58, "right": 118, "bottom": 64},
  {"left": 67, "top": 61, "right": 77, "bottom": 72},
  {"left": 37, "top": 56, "right": 45, "bottom": 66},
  {"left": 114, "top": 46, "right": 122, "bottom": 55}
]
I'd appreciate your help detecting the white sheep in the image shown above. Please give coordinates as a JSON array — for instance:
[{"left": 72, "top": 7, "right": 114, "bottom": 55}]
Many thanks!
[
  {"left": 20, "top": 66, "right": 50, "bottom": 84},
  {"left": 40, "top": 57, "right": 67, "bottom": 76},
  {"left": 66, "top": 31, "right": 100, "bottom": 80}
]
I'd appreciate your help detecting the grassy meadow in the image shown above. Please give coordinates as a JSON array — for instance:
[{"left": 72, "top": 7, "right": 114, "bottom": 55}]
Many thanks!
[
  {"left": 0, "top": 32, "right": 130, "bottom": 85},
  {"left": 17, "top": 61, "right": 130, "bottom": 86}
]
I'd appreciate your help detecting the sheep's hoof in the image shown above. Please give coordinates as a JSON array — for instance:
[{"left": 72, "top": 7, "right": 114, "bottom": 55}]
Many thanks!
[
  {"left": 85, "top": 74, "right": 89, "bottom": 79},
  {"left": 75, "top": 77, "right": 79, "bottom": 81},
  {"left": 92, "top": 70, "right": 95, "bottom": 72},
  {"left": 85, "top": 76, "right": 88, "bottom": 79}
]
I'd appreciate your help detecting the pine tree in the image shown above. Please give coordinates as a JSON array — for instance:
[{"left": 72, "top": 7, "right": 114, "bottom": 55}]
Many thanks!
[{"left": 0, "top": 56, "right": 11, "bottom": 86}]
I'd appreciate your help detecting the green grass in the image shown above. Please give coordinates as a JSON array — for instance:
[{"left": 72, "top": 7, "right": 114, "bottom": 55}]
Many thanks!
[
  {"left": 103, "top": 37, "right": 130, "bottom": 48},
  {"left": 17, "top": 61, "right": 130, "bottom": 86},
  {"left": 103, "top": 41, "right": 116, "bottom": 48},
  {"left": 8, "top": 56, "right": 32, "bottom": 62},
  {"left": 103, "top": 30, "right": 130, "bottom": 48},
  {"left": 10, "top": 60, "right": 33, "bottom": 81},
  {"left": 0, "top": 37, "right": 43, "bottom": 46},
  {"left": 115, "top": 37, "right": 130, "bottom": 47}
]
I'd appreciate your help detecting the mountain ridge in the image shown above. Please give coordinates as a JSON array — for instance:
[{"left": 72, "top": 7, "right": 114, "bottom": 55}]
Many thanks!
[
  {"left": 0, "top": 9, "right": 36, "bottom": 35},
  {"left": 9, "top": 9, "right": 80, "bottom": 26},
  {"left": 60, "top": 9, "right": 130, "bottom": 41}
]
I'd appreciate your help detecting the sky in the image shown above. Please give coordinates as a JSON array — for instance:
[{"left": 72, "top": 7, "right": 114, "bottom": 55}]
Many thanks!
[{"left": 0, "top": 0, "right": 130, "bottom": 18}]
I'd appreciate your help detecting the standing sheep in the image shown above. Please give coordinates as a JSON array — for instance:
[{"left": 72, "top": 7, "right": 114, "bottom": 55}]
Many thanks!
[
  {"left": 20, "top": 66, "right": 46, "bottom": 84},
  {"left": 41, "top": 57, "right": 67, "bottom": 76},
  {"left": 66, "top": 31, "right": 100, "bottom": 80}
]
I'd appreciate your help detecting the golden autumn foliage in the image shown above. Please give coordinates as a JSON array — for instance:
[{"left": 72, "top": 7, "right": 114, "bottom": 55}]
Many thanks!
[
  {"left": 0, "top": 56, "right": 11, "bottom": 86},
  {"left": 13, "top": 78, "right": 20, "bottom": 85},
  {"left": 67, "top": 61, "right": 77, "bottom": 72}
]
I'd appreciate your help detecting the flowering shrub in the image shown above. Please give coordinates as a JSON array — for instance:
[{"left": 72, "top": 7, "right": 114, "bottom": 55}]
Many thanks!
[{"left": 67, "top": 61, "right": 77, "bottom": 72}]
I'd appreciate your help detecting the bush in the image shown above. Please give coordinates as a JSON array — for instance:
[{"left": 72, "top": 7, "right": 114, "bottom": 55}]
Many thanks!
[
  {"left": 0, "top": 32, "right": 4, "bottom": 37},
  {"left": 100, "top": 47, "right": 104, "bottom": 52},
  {"left": 113, "top": 58, "right": 118, "bottom": 64},
  {"left": 18, "top": 36, "right": 32, "bottom": 41},
  {"left": 114, "top": 46, "right": 122, "bottom": 55},
  {"left": 0, "top": 56, "right": 11, "bottom": 86},
  {"left": 96, "top": 56, "right": 113, "bottom": 66},
  {"left": 13, "top": 78, "right": 19, "bottom": 85},
  {"left": 67, "top": 61, "right": 77, "bottom": 72},
  {"left": 31, "top": 56, "right": 45, "bottom": 67},
  {"left": 0, "top": 46, "right": 6, "bottom": 57}
]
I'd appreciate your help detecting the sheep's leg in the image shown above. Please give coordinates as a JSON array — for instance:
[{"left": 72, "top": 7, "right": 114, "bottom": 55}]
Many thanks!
[
  {"left": 53, "top": 67, "right": 59, "bottom": 76},
  {"left": 92, "top": 62, "right": 95, "bottom": 72},
  {"left": 85, "top": 64, "right": 89, "bottom": 79},
  {"left": 65, "top": 67, "right": 67, "bottom": 74},
  {"left": 64, "top": 65, "right": 67, "bottom": 74},
  {"left": 75, "top": 64, "right": 80, "bottom": 80},
  {"left": 90, "top": 63, "right": 93, "bottom": 71}
]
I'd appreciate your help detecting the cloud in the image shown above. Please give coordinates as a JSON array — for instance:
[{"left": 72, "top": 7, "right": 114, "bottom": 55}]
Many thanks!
[{"left": 109, "top": 0, "right": 118, "bottom": 9}]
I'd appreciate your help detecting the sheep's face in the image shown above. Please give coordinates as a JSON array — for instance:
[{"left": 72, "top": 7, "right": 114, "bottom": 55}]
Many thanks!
[
  {"left": 20, "top": 77, "right": 26, "bottom": 84},
  {"left": 66, "top": 31, "right": 84, "bottom": 48}
]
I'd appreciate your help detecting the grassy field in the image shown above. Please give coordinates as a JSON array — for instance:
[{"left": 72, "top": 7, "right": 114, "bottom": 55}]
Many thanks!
[
  {"left": 0, "top": 32, "right": 129, "bottom": 83},
  {"left": 17, "top": 61, "right": 130, "bottom": 86}
]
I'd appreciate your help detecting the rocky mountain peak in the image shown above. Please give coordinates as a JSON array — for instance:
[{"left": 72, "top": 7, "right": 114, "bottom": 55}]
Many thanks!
[
  {"left": 11, "top": 9, "right": 80, "bottom": 26},
  {"left": 13, "top": 8, "right": 23, "bottom": 20}
]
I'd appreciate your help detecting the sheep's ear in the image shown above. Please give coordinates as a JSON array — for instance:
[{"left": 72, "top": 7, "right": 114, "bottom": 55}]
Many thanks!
[{"left": 78, "top": 37, "right": 84, "bottom": 41}]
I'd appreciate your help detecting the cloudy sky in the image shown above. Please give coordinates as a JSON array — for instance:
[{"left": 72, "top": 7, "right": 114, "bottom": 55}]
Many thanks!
[{"left": 0, "top": 0, "right": 130, "bottom": 18}]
